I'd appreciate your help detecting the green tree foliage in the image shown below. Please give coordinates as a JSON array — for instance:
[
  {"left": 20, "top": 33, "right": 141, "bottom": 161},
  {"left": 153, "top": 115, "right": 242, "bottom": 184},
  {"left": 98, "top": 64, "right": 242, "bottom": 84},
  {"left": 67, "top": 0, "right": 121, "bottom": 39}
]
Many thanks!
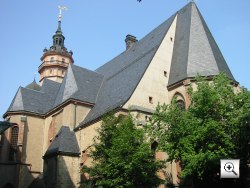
[
  {"left": 147, "top": 73, "right": 250, "bottom": 186},
  {"left": 82, "top": 113, "right": 164, "bottom": 188}
]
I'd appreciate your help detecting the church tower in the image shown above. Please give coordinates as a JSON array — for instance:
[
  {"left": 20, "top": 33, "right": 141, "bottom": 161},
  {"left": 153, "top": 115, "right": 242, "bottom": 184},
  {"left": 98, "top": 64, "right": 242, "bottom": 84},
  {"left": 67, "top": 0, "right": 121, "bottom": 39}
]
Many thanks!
[{"left": 38, "top": 7, "right": 74, "bottom": 84}]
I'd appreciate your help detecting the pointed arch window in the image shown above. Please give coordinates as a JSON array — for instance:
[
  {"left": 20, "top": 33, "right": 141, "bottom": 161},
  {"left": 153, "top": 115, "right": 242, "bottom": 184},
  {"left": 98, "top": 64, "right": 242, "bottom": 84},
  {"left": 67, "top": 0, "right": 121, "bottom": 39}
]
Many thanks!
[
  {"left": 9, "top": 126, "right": 19, "bottom": 161},
  {"left": 172, "top": 92, "right": 186, "bottom": 111}
]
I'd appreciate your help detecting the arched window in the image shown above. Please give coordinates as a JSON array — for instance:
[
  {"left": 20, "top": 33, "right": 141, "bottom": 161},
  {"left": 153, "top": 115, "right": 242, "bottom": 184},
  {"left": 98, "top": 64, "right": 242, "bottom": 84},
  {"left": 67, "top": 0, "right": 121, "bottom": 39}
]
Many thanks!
[
  {"left": 172, "top": 92, "right": 186, "bottom": 111},
  {"left": 9, "top": 126, "right": 19, "bottom": 161},
  {"left": 177, "top": 100, "right": 185, "bottom": 111}
]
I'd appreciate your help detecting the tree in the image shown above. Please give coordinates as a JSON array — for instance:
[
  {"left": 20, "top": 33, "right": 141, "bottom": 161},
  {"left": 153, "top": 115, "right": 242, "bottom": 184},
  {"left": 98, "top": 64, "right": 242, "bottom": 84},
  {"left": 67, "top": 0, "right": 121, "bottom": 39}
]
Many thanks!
[
  {"left": 82, "top": 113, "right": 164, "bottom": 188},
  {"left": 147, "top": 73, "right": 250, "bottom": 187}
]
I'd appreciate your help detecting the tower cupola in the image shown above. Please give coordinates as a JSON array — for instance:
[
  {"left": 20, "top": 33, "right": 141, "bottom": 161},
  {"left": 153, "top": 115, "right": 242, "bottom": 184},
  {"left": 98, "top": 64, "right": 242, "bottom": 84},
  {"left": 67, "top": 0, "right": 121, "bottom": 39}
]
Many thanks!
[
  {"left": 52, "top": 20, "right": 65, "bottom": 49},
  {"left": 38, "top": 6, "right": 74, "bottom": 84}
]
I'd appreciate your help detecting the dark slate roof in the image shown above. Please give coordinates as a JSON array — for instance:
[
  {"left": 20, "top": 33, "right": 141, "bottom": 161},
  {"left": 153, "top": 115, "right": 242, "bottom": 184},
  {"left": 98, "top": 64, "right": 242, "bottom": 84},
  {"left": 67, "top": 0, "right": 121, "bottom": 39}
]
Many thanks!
[
  {"left": 6, "top": 79, "right": 61, "bottom": 114},
  {"left": 44, "top": 126, "right": 80, "bottom": 158},
  {"left": 25, "top": 79, "right": 41, "bottom": 91},
  {"left": 168, "top": 2, "right": 235, "bottom": 86},
  {"left": 76, "top": 13, "right": 177, "bottom": 129},
  {"left": 53, "top": 64, "right": 104, "bottom": 107},
  {"left": 76, "top": 2, "right": 235, "bottom": 128},
  {"left": 5, "top": 65, "right": 103, "bottom": 116}
]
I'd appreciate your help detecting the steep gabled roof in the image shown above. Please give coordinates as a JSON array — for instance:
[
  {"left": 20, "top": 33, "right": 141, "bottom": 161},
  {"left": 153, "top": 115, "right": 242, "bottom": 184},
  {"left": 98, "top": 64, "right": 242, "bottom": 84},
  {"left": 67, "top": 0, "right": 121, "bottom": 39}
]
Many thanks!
[
  {"left": 168, "top": 2, "right": 235, "bottom": 86},
  {"left": 44, "top": 126, "right": 80, "bottom": 158},
  {"left": 5, "top": 64, "right": 103, "bottom": 116},
  {"left": 76, "top": 13, "right": 177, "bottom": 129},
  {"left": 53, "top": 64, "right": 104, "bottom": 107},
  {"left": 6, "top": 79, "right": 61, "bottom": 115},
  {"left": 76, "top": 2, "right": 235, "bottom": 129}
]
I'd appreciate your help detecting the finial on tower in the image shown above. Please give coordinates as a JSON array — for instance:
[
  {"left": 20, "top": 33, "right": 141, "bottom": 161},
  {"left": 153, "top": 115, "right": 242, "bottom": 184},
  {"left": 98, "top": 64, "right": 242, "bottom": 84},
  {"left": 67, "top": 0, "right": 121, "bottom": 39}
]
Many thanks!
[
  {"left": 58, "top": 5, "right": 68, "bottom": 22},
  {"left": 34, "top": 72, "right": 37, "bottom": 81}
]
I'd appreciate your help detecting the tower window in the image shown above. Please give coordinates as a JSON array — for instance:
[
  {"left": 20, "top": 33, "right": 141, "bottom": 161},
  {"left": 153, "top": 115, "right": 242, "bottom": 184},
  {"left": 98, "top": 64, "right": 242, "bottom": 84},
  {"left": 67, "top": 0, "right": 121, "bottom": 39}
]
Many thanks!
[
  {"left": 62, "top": 70, "right": 65, "bottom": 75},
  {"left": 50, "top": 69, "right": 52, "bottom": 75},
  {"left": 9, "top": 126, "right": 19, "bottom": 161},
  {"left": 62, "top": 58, "right": 65, "bottom": 63},
  {"left": 149, "top": 96, "right": 153, "bottom": 104},
  {"left": 50, "top": 57, "right": 54, "bottom": 62}
]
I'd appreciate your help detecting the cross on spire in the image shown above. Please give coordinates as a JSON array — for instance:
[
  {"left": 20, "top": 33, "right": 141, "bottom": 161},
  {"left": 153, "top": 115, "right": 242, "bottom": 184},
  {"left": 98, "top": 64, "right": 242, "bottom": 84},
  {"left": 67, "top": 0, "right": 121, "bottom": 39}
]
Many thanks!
[{"left": 58, "top": 5, "right": 68, "bottom": 22}]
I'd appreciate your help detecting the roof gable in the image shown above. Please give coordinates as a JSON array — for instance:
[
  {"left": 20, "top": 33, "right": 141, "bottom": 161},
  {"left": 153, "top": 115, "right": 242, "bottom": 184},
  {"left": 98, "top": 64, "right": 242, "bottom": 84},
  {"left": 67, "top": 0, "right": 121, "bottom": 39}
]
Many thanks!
[
  {"left": 168, "top": 2, "right": 235, "bottom": 86},
  {"left": 53, "top": 64, "right": 104, "bottom": 107},
  {"left": 76, "top": 13, "right": 177, "bottom": 129},
  {"left": 44, "top": 126, "right": 80, "bottom": 158},
  {"left": 6, "top": 79, "right": 61, "bottom": 115}
]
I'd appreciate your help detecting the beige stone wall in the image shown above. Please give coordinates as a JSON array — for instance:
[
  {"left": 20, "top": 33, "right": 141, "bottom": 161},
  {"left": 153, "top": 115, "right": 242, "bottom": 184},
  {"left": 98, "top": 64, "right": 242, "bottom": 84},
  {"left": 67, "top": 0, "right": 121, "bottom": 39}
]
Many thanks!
[
  {"left": 6, "top": 115, "right": 44, "bottom": 172},
  {"left": 3, "top": 115, "right": 45, "bottom": 188},
  {"left": 76, "top": 121, "right": 101, "bottom": 155},
  {"left": 57, "top": 156, "right": 80, "bottom": 188},
  {"left": 43, "top": 103, "right": 91, "bottom": 153},
  {"left": 123, "top": 16, "right": 177, "bottom": 110},
  {"left": 22, "top": 116, "right": 44, "bottom": 172},
  {"left": 43, "top": 115, "right": 53, "bottom": 154}
]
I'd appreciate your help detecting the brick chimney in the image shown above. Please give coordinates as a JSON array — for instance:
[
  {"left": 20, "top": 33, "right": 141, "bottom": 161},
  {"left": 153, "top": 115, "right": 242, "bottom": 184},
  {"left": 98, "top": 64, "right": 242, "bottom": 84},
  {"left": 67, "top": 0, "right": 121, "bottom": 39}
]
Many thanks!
[{"left": 125, "top": 34, "right": 137, "bottom": 50}]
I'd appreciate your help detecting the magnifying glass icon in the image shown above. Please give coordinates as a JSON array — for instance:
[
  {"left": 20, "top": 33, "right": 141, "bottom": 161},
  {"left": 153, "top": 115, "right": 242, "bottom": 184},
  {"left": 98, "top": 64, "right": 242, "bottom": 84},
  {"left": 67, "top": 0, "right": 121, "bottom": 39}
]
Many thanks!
[{"left": 224, "top": 162, "right": 237, "bottom": 175}]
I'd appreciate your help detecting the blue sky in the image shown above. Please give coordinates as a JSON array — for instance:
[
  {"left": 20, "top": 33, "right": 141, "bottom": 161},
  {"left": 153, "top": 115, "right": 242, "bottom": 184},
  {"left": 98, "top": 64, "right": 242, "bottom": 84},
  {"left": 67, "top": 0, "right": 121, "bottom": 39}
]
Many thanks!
[{"left": 0, "top": 0, "right": 249, "bottom": 119}]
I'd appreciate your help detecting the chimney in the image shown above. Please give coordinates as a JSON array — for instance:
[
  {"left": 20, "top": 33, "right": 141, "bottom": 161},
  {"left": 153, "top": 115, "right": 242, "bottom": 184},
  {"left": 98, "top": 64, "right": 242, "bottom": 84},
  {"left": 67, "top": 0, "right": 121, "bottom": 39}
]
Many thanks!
[{"left": 125, "top": 34, "right": 137, "bottom": 50}]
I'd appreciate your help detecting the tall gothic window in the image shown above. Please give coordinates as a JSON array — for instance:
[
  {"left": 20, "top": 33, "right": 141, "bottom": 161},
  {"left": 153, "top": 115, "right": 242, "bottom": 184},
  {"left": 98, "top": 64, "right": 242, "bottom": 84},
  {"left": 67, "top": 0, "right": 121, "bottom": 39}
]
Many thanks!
[{"left": 9, "top": 126, "right": 19, "bottom": 161}]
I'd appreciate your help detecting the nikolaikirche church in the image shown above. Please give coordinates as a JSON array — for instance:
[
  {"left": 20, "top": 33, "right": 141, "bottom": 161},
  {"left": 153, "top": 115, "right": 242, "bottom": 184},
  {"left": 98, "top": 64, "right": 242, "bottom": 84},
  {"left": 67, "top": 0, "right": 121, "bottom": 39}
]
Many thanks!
[{"left": 0, "top": 2, "right": 239, "bottom": 187}]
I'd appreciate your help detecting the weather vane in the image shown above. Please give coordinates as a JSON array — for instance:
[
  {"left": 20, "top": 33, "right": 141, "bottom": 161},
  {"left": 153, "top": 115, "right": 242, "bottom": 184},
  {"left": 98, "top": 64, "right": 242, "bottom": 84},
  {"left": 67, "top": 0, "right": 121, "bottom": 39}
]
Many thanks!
[{"left": 58, "top": 5, "right": 68, "bottom": 21}]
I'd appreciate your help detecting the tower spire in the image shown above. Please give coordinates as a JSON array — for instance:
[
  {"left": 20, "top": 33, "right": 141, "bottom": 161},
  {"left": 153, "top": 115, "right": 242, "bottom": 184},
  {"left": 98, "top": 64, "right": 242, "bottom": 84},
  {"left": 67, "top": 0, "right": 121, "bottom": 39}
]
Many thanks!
[
  {"left": 56, "top": 6, "right": 67, "bottom": 34},
  {"left": 38, "top": 5, "right": 73, "bottom": 84}
]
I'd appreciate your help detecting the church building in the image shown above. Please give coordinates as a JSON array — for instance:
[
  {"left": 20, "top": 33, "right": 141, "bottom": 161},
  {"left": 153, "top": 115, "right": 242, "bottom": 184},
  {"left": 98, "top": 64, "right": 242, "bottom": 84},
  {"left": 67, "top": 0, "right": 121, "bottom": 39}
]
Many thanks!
[{"left": 0, "top": 2, "right": 237, "bottom": 187}]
